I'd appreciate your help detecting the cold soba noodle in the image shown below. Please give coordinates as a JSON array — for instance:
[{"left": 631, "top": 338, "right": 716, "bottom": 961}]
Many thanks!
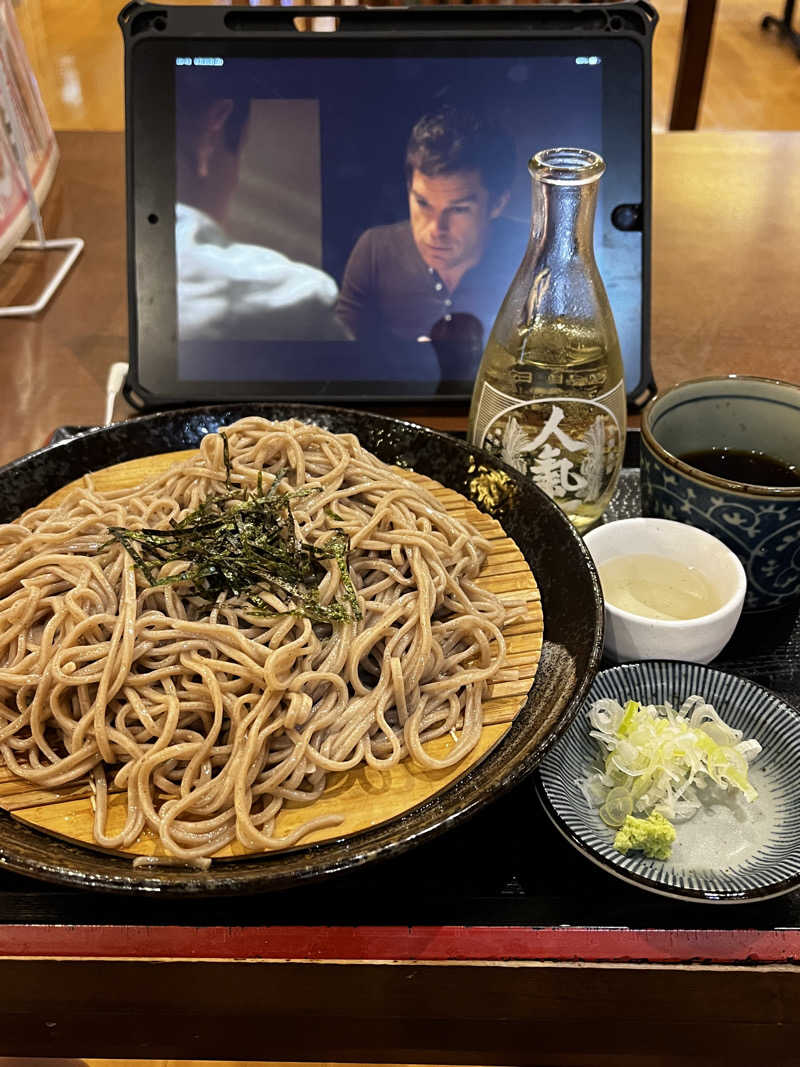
[{"left": 0, "top": 418, "right": 519, "bottom": 866}]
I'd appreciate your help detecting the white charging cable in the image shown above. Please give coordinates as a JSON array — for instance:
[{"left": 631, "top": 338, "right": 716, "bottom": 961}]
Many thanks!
[{"left": 104, "top": 362, "right": 129, "bottom": 426}]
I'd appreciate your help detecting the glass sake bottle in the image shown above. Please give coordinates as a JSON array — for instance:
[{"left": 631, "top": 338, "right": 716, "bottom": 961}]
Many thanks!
[{"left": 468, "top": 147, "right": 626, "bottom": 532}]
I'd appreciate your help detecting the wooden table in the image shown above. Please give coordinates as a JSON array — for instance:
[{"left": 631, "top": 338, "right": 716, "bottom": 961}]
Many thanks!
[
  {"left": 1, "top": 130, "right": 800, "bottom": 1065},
  {"left": 0, "top": 130, "right": 799, "bottom": 465}
]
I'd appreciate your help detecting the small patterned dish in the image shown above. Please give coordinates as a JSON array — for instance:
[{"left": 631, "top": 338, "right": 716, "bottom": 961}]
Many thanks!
[{"left": 536, "top": 660, "right": 800, "bottom": 903}]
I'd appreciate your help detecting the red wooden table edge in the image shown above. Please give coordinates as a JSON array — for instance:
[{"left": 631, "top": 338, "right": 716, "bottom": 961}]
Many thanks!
[{"left": 0, "top": 924, "right": 797, "bottom": 964}]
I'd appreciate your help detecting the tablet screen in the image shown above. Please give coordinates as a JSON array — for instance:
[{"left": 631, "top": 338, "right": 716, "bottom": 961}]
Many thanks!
[{"left": 128, "top": 26, "right": 647, "bottom": 404}]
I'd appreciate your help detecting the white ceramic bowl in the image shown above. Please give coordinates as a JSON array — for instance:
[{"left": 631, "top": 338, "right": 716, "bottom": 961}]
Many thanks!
[{"left": 583, "top": 517, "right": 746, "bottom": 663}]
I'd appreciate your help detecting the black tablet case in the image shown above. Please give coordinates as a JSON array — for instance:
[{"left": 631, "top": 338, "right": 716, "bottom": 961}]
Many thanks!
[{"left": 119, "top": 0, "right": 657, "bottom": 412}]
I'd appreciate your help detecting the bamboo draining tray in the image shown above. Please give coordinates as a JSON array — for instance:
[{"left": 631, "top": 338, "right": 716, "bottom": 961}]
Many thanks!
[{"left": 1, "top": 451, "right": 542, "bottom": 862}]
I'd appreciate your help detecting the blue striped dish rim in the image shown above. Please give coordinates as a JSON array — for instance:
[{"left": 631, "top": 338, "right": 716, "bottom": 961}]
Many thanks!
[{"left": 535, "top": 660, "right": 800, "bottom": 904}]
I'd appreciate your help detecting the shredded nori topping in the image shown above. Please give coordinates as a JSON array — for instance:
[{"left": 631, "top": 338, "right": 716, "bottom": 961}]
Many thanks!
[{"left": 107, "top": 434, "right": 361, "bottom": 624}]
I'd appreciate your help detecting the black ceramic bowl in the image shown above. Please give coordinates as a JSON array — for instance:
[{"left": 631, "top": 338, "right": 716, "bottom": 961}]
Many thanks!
[{"left": 0, "top": 404, "right": 603, "bottom": 895}]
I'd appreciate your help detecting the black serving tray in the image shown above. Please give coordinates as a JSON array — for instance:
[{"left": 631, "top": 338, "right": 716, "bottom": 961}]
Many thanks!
[{"left": 1, "top": 428, "right": 799, "bottom": 930}]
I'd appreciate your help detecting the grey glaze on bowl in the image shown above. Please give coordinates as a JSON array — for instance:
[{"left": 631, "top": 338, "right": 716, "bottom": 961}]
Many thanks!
[
  {"left": 0, "top": 403, "right": 603, "bottom": 896},
  {"left": 640, "top": 375, "right": 800, "bottom": 612}
]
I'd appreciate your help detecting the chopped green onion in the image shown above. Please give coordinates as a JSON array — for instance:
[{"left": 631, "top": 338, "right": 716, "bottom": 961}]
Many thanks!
[
  {"left": 107, "top": 434, "right": 362, "bottom": 625},
  {"left": 577, "top": 695, "right": 762, "bottom": 825}
]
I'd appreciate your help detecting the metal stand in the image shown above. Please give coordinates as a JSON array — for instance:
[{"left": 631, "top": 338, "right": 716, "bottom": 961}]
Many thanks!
[
  {"left": 761, "top": 0, "right": 800, "bottom": 58},
  {"left": 0, "top": 236, "right": 84, "bottom": 317}
]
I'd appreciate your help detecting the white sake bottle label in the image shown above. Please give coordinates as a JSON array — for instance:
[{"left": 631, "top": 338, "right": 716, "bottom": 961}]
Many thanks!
[{"left": 471, "top": 380, "right": 625, "bottom": 512}]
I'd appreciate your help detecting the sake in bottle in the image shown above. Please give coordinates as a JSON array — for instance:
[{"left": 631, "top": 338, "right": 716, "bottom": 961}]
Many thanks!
[{"left": 468, "top": 147, "right": 626, "bottom": 531}]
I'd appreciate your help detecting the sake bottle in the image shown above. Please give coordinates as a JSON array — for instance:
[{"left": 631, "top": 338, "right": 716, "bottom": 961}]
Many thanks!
[{"left": 468, "top": 147, "right": 626, "bottom": 531}]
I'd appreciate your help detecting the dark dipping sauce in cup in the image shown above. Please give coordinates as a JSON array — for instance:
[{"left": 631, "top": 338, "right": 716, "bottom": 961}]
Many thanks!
[{"left": 680, "top": 448, "right": 800, "bottom": 487}]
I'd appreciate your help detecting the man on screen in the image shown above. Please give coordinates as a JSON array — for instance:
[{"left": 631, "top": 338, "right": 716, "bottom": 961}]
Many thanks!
[
  {"left": 177, "top": 87, "right": 348, "bottom": 342},
  {"left": 336, "top": 107, "right": 525, "bottom": 372}
]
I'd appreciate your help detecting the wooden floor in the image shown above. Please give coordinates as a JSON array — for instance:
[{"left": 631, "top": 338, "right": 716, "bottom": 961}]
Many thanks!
[
  {"left": 6, "top": 1061, "right": 501, "bottom": 1067},
  {"left": 0, "top": 1059, "right": 506, "bottom": 1067},
  {"left": 12, "top": 0, "right": 800, "bottom": 132}
]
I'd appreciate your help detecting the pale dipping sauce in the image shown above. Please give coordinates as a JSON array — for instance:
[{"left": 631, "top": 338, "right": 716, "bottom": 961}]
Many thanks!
[{"left": 597, "top": 554, "right": 723, "bottom": 621}]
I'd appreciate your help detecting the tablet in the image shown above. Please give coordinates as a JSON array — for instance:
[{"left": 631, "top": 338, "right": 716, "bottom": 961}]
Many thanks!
[{"left": 121, "top": 2, "right": 655, "bottom": 408}]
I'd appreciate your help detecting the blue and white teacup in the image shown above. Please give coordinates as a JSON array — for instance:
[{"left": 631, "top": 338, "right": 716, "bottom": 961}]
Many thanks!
[{"left": 640, "top": 375, "right": 800, "bottom": 612}]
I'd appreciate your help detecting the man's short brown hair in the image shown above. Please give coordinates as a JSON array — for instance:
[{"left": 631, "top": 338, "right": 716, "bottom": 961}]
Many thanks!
[{"left": 404, "top": 106, "right": 516, "bottom": 202}]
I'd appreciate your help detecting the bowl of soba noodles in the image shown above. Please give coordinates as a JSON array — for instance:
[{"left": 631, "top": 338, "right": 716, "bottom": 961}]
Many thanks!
[{"left": 0, "top": 404, "right": 602, "bottom": 894}]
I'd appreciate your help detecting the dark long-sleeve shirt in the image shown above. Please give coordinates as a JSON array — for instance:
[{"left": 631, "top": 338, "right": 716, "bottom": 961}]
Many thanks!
[{"left": 336, "top": 218, "right": 528, "bottom": 377}]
